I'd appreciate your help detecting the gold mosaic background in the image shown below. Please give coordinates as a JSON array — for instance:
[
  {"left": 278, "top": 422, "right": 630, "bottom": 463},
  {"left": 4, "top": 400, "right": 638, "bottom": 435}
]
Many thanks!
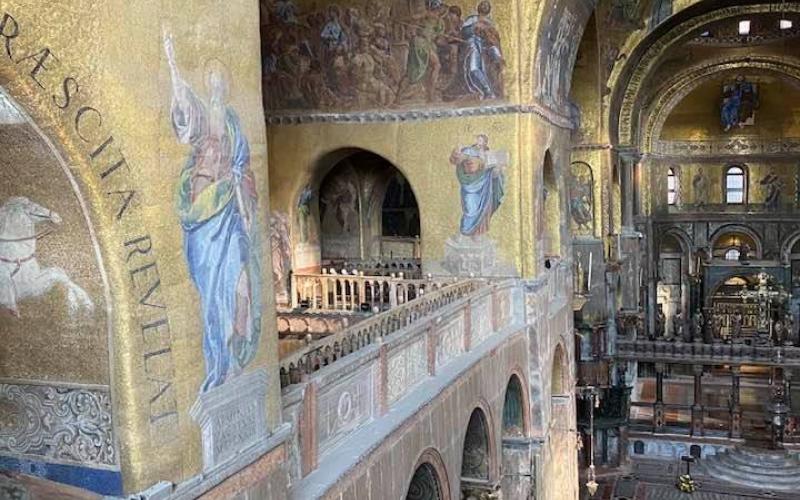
[
  {"left": 0, "top": 0, "right": 278, "bottom": 493},
  {"left": 0, "top": 118, "right": 109, "bottom": 385}
]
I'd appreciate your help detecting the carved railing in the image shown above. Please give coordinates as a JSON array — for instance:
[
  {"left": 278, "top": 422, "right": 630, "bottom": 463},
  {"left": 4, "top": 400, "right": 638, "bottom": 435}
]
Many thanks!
[
  {"left": 279, "top": 279, "right": 490, "bottom": 387},
  {"left": 616, "top": 339, "right": 800, "bottom": 366},
  {"left": 280, "top": 278, "right": 518, "bottom": 485},
  {"left": 277, "top": 312, "right": 363, "bottom": 336},
  {"left": 291, "top": 272, "right": 449, "bottom": 311},
  {"left": 321, "top": 257, "right": 423, "bottom": 278}
]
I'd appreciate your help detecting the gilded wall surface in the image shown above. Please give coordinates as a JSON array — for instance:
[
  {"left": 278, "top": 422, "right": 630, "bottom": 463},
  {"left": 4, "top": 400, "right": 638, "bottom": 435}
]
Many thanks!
[
  {"left": 652, "top": 159, "right": 800, "bottom": 210},
  {"left": 0, "top": 1, "right": 281, "bottom": 496},
  {"left": 661, "top": 73, "right": 800, "bottom": 140}
]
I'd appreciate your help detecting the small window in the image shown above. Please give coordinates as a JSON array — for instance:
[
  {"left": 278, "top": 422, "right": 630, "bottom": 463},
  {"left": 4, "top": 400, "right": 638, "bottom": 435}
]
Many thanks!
[
  {"left": 634, "top": 441, "right": 645, "bottom": 455},
  {"left": 780, "top": 19, "right": 793, "bottom": 30},
  {"left": 726, "top": 166, "right": 746, "bottom": 204},
  {"left": 690, "top": 444, "right": 702, "bottom": 459},
  {"left": 725, "top": 248, "right": 740, "bottom": 261},
  {"left": 667, "top": 168, "right": 677, "bottom": 205},
  {"left": 739, "top": 20, "right": 751, "bottom": 35}
]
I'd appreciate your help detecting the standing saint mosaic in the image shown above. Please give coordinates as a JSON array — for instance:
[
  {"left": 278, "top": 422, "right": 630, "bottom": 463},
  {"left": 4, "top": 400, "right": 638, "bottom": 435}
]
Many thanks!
[
  {"left": 165, "top": 35, "right": 263, "bottom": 393},
  {"left": 449, "top": 134, "right": 507, "bottom": 238},
  {"left": 568, "top": 162, "right": 594, "bottom": 235},
  {"left": 721, "top": 76, "right": 759, "bottom": 132}
]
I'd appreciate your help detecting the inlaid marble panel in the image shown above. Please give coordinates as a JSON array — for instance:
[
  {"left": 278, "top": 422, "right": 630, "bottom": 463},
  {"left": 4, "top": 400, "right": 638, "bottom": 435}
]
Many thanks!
[
  {"left": 471, "top": 296, "right": 492, "bottom": 346},
  {"left": 387, "top": 338, "right": 428, "bottom": 404},
  {"left": 317, "top": 366, "right": 375, "bottom": 453},
  {"left": 436, "top": 315, "right": 464, "bottom": 367}
]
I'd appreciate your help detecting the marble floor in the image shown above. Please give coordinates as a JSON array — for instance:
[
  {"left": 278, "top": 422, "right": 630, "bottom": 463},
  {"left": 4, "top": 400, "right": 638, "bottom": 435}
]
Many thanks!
[{"left": 641, "top": 485, "right": 765, "bottom": 499}]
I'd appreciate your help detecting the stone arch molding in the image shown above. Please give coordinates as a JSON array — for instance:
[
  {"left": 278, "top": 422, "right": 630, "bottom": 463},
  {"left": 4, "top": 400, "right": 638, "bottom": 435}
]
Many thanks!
[
  {"left": 639, "top": 56, "right": 800, "bottom": 152},
  {"left": 781, "top": 229, "right": 800, "bottom": 263},
  {"left": 613, "top": 2, "right": 800, "bottom": 146},
  {"left": 709, "top": 224, "right": 764, "bottom": 258},
  {"left": 659, "top": 226, "right": 693, "bottom": 254}
]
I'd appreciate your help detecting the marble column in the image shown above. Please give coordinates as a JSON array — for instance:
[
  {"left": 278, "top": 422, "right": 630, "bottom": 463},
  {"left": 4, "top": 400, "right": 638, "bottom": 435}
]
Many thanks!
[
  {"left": 654, "top": 363, "right": 665, "bottom": 433},
  {"left": 785, "top": 369, "right": 793, "bottom": 412},
  {"left": 618, "top": 151, "right": 640, "bottom": 231},
  {"left": 691, "top": 364, "right": 704, "bottom": 436},
  {"left": 730, "top": 366, "right": 742, "bottom": 439}
]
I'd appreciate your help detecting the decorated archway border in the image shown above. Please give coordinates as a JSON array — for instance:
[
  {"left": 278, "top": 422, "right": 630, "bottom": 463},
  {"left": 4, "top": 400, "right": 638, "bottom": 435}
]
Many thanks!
[
  {"left": 611, "top": 3, "right": 800, "bottom": 146},
  {"left": 639, "top": 56, "right": 800, "bottom": 152}
]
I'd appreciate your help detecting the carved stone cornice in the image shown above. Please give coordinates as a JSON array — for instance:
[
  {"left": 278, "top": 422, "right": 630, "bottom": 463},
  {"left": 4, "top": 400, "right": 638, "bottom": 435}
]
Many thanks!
[
  {"left": 265, "top": 101, "right": 577, "bottom": 130},
  {"left": 571, "top": 143, "right": 613, "bottom": 151},
  {"left": 653, "top": 137, "right": 800, "bottom": 158},
  {"left": 0, "top": 381, "right": 117, "bottom": 468},
  {"left": 615, "top": 3, "right": 800, "bottom": 146}
]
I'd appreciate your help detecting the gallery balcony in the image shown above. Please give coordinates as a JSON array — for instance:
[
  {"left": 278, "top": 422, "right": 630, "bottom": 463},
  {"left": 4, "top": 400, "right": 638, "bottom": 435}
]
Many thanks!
[{"left": 616, "top": 339, "right": 800, "bottom": 367}]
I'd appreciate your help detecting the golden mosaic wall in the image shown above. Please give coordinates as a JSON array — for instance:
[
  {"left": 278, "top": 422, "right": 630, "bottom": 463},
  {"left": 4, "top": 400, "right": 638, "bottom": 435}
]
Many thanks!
[
  {"left": 652, "top": 159, "right": 799, "bottom": 209},
  {"left": 0, "top": 0, "right": 279, "bottom": 495},
  {"left": 661, "top": 73, "right": 800, "bottom": 140},
  {"left": 0, "top": 116, "right": 109, "bottom": 385}
]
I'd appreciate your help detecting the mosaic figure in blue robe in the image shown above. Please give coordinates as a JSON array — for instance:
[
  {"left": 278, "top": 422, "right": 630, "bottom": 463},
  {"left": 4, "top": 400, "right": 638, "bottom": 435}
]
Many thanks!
[
  {"left": 450, "top": 134, "right": 506, "bottom": 237},
  {"left": 446, "top": 1, "right": 504, "bottom": 100},
  {"left": 722, "top": 76, "right": 758, "bottom": 132},
  {"left": 165, "top": 37, "right": 262, "bottom": 393}
]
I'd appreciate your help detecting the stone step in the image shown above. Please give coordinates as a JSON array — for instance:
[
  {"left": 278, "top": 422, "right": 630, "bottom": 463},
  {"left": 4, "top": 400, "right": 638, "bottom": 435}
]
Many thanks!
[
  {"left": 713, "top": 453, "right": 800, "bottom": 477},
  {"left": 702, "top": 459, "right": 800, "bottom": 484},
  {"left": 698, "top": 464, "right": 800, "bottom": 491},
  {"left": 718, "top": 450, "right": 800, "bottom": 470},
  {"left": 735, "top": 446, "right": 800, "bottom": 462},
  {"left": 697, "top": 447, "right": 800, "bottom": 492}
]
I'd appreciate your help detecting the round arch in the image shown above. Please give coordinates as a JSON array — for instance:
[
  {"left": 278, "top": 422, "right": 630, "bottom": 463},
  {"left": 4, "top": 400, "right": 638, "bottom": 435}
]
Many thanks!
[
  {"left": 460, "top": 405, "right": 497, "bottom": 483},
  {"left": 550, "top": 342, "right": 569, "bottom": 397},
  {"left": 659, "top": 227, "right": 692, "bottom": 254},
  {"left": 709, "top": 225, "right": 763, "bottom": 260},
  {"left": 781, "top": 230, "right": 800, "bottom": 264},
  {"left": 705, "top": 270, "right": 784, "bottom": 307},
  {"left": 640, "top": 58, "right": 800, "bottom": 151},
  {"left": 609, "top": 2, "right": 800, "bottom": 146},
  {"left": 405, "top": 448, "right": 451, "bottom": 500},
  {"left": 542, "top": 149, "right": 561, "bottom": 262},
  {"left": 502, "top": 371, "right": 532, "bottom": 438},
  {"left": 294, "top": 147, "right": 423, "bottom": 264}
]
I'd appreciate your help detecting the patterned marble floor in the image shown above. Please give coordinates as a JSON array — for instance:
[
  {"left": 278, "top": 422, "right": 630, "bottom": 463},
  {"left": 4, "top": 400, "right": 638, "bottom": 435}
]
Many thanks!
[{"left": 643, "top": 485, "right": 762, "bottom": 500}]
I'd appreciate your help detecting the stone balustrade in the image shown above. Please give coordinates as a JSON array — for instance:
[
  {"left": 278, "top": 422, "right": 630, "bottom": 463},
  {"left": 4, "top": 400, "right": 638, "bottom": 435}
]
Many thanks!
[
  {"left": 280, "top": 278, "right": 518, "bottom": 481},
  {"left": 280, "top": 279, "right": 503, "bottom": 388},
  {"left": 291, "top": 272, "right": 450, "bottom": 312},
  {"left": 322, "top": 257, "right": 422, "bottom": 278},
  {"left": 617, "top": 339, "right": 800, "bottom": 366}
]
